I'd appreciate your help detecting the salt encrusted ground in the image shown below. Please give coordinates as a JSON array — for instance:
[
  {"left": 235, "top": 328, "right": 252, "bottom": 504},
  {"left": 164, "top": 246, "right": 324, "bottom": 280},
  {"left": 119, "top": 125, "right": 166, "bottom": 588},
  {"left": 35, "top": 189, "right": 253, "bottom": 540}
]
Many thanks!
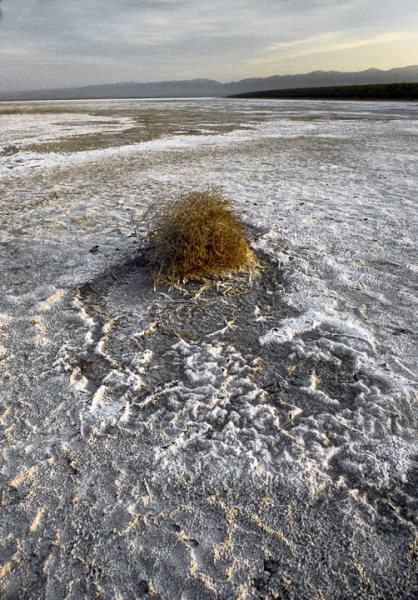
[{"left": 1, "top": 98, "right": 418, "bottom": 599}]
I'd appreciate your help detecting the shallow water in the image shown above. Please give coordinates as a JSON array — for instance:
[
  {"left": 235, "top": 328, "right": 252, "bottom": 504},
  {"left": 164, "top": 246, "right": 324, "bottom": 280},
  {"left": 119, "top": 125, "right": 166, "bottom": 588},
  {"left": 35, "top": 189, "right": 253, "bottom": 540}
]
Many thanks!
[{"left": 1, "top": 98, "right": 417, "bottom": 599}]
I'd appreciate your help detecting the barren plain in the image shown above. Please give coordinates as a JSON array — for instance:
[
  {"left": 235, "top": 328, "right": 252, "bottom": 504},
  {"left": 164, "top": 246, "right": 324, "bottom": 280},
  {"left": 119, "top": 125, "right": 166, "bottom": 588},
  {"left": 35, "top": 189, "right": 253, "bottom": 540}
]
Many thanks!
[{"left": 1, "top": 98, "right": 418, "bottom": 599}]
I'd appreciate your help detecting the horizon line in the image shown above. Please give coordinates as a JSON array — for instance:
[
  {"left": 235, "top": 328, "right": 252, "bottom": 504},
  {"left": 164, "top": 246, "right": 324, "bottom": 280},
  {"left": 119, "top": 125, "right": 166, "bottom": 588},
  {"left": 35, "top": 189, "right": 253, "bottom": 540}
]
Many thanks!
[{"left": 1, "top": 64, "right": 418, "bottom": 96}]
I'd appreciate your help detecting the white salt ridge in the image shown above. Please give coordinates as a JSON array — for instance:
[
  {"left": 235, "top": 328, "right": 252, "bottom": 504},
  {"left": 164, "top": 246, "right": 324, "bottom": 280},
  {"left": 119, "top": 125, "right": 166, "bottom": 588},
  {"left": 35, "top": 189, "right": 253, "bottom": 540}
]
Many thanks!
[
  {"left": 260, "top": 310, "right": 375, "bottom": 350},
  {"left": 0, "top": 128, "right": 256, "bottom": 176},
  {"left": 0, "top": 111, "right": 134, "bottom": 147}
]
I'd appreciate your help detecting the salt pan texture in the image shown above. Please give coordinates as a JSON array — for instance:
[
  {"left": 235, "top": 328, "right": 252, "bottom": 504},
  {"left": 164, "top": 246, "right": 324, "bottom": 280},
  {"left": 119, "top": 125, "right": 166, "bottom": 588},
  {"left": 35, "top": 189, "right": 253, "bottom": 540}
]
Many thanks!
[{"left": 1, "top": 98, "right": 417, "bottom": 599}]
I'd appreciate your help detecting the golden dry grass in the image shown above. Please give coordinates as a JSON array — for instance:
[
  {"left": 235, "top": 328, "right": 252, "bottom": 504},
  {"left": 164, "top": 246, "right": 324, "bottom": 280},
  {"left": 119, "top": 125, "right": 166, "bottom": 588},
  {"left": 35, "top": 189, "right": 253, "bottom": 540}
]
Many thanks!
[{"left": 142, "top": 189, "right": 255, "bottom": 285}]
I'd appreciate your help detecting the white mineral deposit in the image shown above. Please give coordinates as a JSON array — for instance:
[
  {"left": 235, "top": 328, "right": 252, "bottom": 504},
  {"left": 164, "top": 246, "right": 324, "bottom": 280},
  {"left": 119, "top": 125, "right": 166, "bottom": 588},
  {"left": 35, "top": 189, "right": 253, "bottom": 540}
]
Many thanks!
[{"left": 1, "top": 98, "right": 417, "bottom": 599}]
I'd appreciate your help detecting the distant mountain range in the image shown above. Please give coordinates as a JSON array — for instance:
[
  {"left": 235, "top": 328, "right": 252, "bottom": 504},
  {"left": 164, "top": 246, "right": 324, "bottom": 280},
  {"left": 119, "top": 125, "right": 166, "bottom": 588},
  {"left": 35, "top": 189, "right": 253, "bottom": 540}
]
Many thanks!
[{"left": 1, "top": 65, "right": 418, "bottom": 101}]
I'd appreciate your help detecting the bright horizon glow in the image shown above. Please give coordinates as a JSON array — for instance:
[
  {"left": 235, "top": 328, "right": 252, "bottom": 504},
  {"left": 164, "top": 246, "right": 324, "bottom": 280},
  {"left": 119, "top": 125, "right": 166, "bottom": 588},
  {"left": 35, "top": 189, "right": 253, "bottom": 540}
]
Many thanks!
[
  {"left": 248, "top": 31, "right": 418, "bottom": 78},
  {"left": 0, "top": 0, "right": 417, "bottom": 92}
]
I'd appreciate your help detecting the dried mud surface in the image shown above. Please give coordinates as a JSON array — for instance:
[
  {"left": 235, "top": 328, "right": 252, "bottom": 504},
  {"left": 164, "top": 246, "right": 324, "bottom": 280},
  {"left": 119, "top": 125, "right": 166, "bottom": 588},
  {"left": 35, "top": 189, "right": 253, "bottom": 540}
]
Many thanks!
[{"left": 1, "top": 99, "right": 418, "bottom": 599}]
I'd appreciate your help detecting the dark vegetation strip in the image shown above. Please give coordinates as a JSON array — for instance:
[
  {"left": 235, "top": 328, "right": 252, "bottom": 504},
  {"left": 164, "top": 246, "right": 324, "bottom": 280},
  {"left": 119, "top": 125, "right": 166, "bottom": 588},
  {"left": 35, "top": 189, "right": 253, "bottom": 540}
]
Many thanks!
[{"left": 229, "top": 82, "right": 418, "bottom": 101}]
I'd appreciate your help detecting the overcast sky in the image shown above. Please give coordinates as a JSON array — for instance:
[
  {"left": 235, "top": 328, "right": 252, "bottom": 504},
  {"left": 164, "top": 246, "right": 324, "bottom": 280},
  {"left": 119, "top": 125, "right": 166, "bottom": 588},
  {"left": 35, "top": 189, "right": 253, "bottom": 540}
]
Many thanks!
[{"left": 1, "top": 0, "right": 417, "bottom": 92}]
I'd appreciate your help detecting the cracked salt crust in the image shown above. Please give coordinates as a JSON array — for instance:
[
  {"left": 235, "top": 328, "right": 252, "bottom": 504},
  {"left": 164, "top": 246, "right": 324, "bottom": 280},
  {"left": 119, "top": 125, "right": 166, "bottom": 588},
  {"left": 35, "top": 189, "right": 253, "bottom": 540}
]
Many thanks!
[{"left": 1, "top": 98, "right": 417, "bottom": 599}]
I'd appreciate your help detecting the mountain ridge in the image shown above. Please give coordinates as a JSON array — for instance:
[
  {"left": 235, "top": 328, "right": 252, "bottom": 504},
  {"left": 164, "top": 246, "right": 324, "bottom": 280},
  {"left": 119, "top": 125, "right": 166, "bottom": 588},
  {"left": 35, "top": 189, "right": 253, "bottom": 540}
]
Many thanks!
[{"left": 1, "top": 65, "right": 417, "bottom": 100}]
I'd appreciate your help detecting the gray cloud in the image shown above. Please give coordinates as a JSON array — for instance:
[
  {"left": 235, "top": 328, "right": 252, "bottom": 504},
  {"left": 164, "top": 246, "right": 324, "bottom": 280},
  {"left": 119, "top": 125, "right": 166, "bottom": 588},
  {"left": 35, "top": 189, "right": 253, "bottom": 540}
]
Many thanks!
[{"left": 1, "top": 0, "right": 417, "bottom": 91}]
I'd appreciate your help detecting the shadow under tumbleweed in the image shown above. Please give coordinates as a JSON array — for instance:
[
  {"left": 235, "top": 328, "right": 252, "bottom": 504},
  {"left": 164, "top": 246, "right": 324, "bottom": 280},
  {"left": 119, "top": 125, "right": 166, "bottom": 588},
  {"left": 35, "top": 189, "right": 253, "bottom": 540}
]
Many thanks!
[{"left": 73, "top": 242, "right": 290, "bottom": 409}]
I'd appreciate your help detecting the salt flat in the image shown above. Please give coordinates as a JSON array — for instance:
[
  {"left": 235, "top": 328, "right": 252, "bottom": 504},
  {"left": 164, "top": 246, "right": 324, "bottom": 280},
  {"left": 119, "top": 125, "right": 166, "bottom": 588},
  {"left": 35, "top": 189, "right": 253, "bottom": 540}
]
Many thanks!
[{"left": 1, "top": 98, "right": 417, "bottom": 599}]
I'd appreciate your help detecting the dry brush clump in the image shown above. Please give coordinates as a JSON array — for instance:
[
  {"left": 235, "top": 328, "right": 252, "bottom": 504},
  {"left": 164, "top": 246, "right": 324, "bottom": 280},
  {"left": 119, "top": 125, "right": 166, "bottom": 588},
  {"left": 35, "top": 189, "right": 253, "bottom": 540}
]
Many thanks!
[{"left": 137, "top": 189, "right": 256, "bottom": 285}]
